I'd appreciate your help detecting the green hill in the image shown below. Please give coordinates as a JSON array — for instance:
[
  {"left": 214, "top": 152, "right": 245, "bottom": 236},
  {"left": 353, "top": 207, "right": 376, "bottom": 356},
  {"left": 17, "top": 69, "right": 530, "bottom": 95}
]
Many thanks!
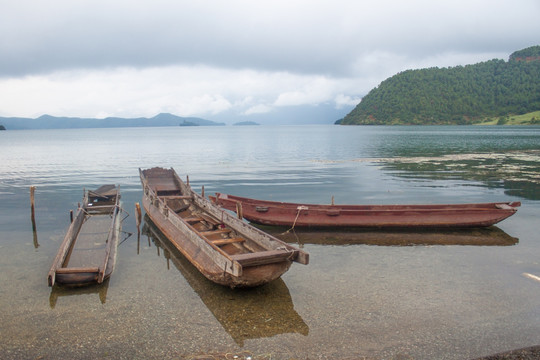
[{"left": 340, "top": 46, "right": 540, "bottom": 125}]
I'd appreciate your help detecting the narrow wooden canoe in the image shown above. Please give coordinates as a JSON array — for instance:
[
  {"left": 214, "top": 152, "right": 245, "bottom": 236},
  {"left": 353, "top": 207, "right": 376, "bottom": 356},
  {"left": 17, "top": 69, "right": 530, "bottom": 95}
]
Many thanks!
[
  {"left": 139, "top": 167, "right": 309, "bottom": 288},
  {"left": 210, "top": 193, "right": 521, "bottom": 228},
  {"left": 48, "top": 185, "right": 122, "bottom": 287}
]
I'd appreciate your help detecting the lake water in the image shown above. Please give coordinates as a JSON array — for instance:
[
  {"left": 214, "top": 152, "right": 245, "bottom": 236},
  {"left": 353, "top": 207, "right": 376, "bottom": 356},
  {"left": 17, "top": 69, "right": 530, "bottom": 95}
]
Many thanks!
[{"left": 1, "top": 125, "right": 539, "bottom": 359}]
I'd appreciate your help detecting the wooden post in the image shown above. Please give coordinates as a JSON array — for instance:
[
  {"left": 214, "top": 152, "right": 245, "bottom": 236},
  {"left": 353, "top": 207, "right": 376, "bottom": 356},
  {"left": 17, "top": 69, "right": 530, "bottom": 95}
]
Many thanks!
[
  {"left": 236, "top": 201, "right": 243, "bottom": 220},
  {"left": 331, "top": 196, "right": 335, "bottom": 206},
  {"left": 70, "top": 210, "right": 73, "bottom": 223},
  {"left": 186, "top": 175, "right": 190, "bottom": 186},
  {"left": 135, "top": 202, "right": 142, "bottom": 233},
  {"left": 30, "top": 186, "right": 39, "bottom": 248},
  {"left": 30, "top": 186, "right": 36, "bottom": 209},
  {"left": 201, "top": 185, "right": 205, "bottom": 198}
]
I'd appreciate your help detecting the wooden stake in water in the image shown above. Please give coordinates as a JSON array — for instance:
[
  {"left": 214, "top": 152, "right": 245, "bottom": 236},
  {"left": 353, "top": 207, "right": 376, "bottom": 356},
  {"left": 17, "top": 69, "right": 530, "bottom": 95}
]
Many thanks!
[{"left": 30, "top": 186, "right": 36, "bottom": 223}]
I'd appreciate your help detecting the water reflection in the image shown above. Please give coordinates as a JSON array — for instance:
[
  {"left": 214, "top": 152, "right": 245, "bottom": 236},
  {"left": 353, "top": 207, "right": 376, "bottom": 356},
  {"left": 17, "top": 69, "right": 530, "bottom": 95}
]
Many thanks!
[
  {"left": 376, "top": 150, "right": 540, "bottom": 200},
  {"left": 29, "top": 186, "right": 39, "bottom": 248},
  {"left": 259, "top": 226, "right": 518, "bottom": 247},
  {"left": 49, "top": 279, "right": 110, "bottom": 309},
  {"left": 31, "top": 223, "right": 39, "bottom": 249},
  {"left": 142, "top": 217, "right": 309, "bottom": 346}
]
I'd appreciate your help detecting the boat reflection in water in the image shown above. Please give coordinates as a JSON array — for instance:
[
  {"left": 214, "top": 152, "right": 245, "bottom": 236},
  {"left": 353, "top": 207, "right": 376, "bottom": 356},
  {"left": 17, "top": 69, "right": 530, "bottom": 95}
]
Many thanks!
[
  {"left": 259, "top": 226, "right": 518, "bottom": 247},
  {"left": 142, "top": 216, "right": 309, "bottom": 346},
  {"left": 49, "top": 279, "right": 110, "bottom": 309}
]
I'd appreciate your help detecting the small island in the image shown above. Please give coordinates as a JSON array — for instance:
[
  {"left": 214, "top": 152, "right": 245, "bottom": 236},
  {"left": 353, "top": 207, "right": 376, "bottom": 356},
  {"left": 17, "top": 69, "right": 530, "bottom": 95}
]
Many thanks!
[
  {"left": 179, "top": 120, "right": 200, "bottom": 126},
  {"left": 233, "top": 121, "right": 259, "bottom": 126},
  {"left": 0, "top": 125, "right": 6, "bottom": 130}
]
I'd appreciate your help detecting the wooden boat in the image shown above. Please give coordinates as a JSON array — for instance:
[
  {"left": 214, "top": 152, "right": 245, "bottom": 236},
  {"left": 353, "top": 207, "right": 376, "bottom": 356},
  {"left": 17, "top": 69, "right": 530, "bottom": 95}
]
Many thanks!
[
  {"left": 210, "top": 193, "right": 521, "bottom": 228},
  {"left": 48, "top": 185, "right": 122, "bottom": 287},
  {"left": 139, "top": 167, "right": 309, "bottom": 288}
]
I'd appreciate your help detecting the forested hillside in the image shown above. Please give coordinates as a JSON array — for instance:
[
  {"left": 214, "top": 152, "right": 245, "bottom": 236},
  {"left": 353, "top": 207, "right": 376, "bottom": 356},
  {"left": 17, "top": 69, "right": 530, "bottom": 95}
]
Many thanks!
[{"left": 340, "top": 46, "right": 540, "bottom": 125}]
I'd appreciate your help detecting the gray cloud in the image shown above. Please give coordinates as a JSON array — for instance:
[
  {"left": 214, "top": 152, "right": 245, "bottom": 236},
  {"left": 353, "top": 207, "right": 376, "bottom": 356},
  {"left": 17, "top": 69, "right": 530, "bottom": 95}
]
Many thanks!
[
  {"left": 3, "top": 0, "right": 538, "bottom": 76},
  {"left": 0, "top": 0, "right": 538, "bottom": 119}
]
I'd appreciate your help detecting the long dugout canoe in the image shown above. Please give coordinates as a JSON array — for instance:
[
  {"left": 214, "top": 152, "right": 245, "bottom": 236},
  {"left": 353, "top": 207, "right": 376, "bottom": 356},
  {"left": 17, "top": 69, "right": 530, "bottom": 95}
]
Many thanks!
[{"left": 210, "top": 193, "right": 521, "bottom": 228}]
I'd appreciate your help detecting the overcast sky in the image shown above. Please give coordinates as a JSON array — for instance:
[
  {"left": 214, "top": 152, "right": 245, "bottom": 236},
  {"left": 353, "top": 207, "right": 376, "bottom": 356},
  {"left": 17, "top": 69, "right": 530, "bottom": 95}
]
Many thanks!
[{"left": 0, "top": 0, "right": 538, "bottom": 121}]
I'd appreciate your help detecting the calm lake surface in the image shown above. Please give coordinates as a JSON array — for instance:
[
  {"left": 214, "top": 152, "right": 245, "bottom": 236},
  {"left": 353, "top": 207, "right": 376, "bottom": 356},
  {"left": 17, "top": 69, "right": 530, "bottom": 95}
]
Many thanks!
[{"left": 1, "top": 125, "right": 539, "bottom": 359}]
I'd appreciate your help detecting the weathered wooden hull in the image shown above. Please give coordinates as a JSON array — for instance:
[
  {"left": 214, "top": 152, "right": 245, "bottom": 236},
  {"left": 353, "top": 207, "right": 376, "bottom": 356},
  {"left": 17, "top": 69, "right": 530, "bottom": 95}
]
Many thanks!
[
  {"left": 210, "top": 193, "right": 521, "bottom": 228},
  {"left": 48, "top": 185, "right": 122, "bottom": 287},
  {"left": 139, "top": 167, "right": 308, "bottom": 288}
]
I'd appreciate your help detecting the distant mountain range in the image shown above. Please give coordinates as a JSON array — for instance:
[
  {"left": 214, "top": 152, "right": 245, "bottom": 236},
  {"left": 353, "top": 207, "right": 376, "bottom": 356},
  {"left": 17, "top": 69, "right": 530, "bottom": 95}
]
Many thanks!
[
  {"left": 0, "top": 103, "right": 355, "bottom": 129},
  {"left": 0, "top": 113, "right": 225, "bottom": 130}
]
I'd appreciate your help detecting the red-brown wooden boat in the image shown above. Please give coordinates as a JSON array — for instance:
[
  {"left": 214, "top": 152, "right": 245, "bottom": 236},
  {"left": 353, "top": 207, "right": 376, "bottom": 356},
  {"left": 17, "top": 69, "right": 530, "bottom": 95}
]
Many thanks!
[
  {"left": 210, "top": 193, "right": 521, "bottom": 228},
  {"left": 139, "top": 167, "right": 308, "bottom": 288}
]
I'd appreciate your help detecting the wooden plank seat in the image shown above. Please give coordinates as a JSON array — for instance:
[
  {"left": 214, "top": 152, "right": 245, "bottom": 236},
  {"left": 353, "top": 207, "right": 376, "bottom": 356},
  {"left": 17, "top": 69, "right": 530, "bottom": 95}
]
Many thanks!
[
  {"left": 154, "top": 183, "right": 184, "bottom": 197},
  {"left": 200, "top": 228, "right": 232, "bottom": 236},
  {"left": 85, "top": 204, "right": 117, "bottom": 210},
  {"left": 55, "top": 267, "right": 100, "bottom": 274},
  {"left": 198, "top": 214, "right": 220, "bottom": 226},
  {"left": 183, "top": 216, "right": 204, "bottom": 224},
  {"left": 231, "top": 249, "right": 296, "bottom": 267},
  {"left": 160, "top": 195, "right": 192, "bottom": 200},
  {"left": 211, "top": 237, "right": 245, "bottom": 246},
  {"left": 184, "top": 214, "right": 220, "bottom": 226}
]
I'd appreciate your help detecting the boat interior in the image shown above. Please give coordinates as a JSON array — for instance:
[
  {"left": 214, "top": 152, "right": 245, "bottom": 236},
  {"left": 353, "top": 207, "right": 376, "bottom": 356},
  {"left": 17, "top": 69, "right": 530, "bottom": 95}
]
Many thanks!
[{"left": 149, "top": 174, "right": 295, "bottom": 267}]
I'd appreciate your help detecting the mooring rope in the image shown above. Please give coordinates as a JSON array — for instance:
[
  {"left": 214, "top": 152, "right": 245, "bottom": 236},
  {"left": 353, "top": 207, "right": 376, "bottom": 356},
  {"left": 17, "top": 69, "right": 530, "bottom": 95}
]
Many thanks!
[{"left": 282, "top": 205, "right": 308, "bottom": 234}]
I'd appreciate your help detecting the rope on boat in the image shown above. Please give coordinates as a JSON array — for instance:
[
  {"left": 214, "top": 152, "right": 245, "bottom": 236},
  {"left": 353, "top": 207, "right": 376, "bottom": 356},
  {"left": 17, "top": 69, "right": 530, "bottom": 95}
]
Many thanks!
[
  {"left": 277, "top": 246, "right": 296, "bottom": 261},
  {"left": 283, "top": 206, "right": 309, "bottom": 234}
]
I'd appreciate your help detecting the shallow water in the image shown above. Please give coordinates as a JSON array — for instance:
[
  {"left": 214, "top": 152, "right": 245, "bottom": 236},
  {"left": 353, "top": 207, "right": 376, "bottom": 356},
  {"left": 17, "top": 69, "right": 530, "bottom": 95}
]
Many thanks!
[{"left": 1, "top": 125, "right": 539, "bottom": 359}]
